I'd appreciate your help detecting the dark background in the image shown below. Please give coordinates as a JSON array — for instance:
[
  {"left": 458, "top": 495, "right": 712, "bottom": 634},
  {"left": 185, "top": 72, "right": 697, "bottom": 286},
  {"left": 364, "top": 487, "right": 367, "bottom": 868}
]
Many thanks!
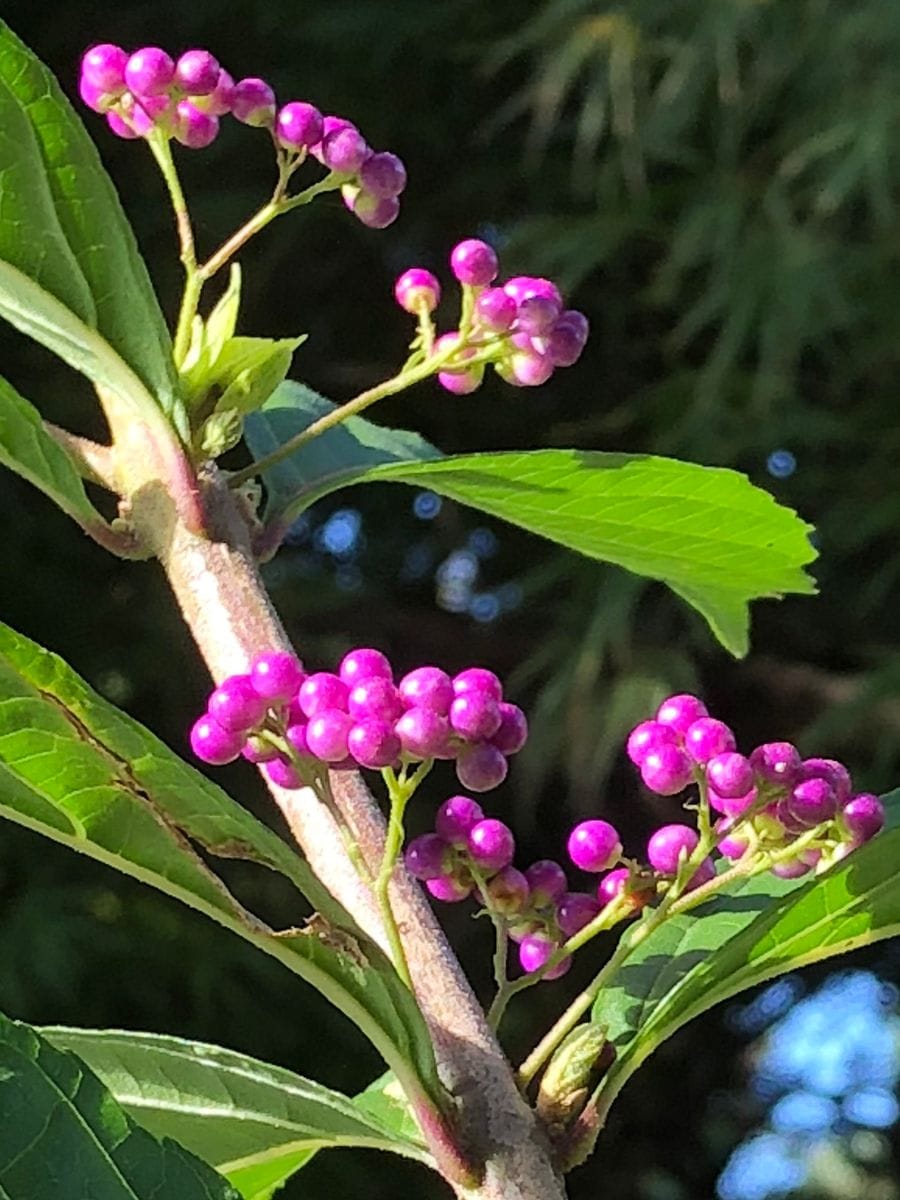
[{"left": 1, "top": 2, "right": 899, "bottom": 1197}]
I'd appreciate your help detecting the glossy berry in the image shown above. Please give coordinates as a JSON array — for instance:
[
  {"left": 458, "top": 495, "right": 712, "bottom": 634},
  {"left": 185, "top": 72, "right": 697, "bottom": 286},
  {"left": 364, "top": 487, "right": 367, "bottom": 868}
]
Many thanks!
[
  {"left": 241, "top": 736, "right": 281, "bottom": 764},
  {"left": 105, "top": 110, "right": 142, "bottom": 139},
  {"left": 544, "top": 311, "right": 590, "bottom": 367},
  {"left": 190, "top": 713, "right": 244, "bottom": 765},
  {"left": 394, "top": 707, "right": 452, "bottom": 759},
  {"left": 124, "top": 47, "right": 174, "bottom": 97},
  {"left": 339, "top": 647, "right": 393, "bottom": 687},
  {"left": 426, "top": 874, "right": 473, "bottom": 902},
  {"left": 684, "top": 718, "right": 736, "bottom": 764},
  {"left": 359, "top": 151, "right": 407, "bottom": 198},
  {"left": 456, "top": 742, "right": 508, "bottom": 792},
  {"left": 398, "top": 666, "right": 453, "bottom": 714},
  {"left": 453, "top": 667, "right": 503, "bottom": 703},
  {"left": 841, "top": 793, "right": 885, "bottom": 843},
  {"left": 486, "top": 866, "right": 530, "bottom": 914},
  {"left": 502, "top": 344, "right": 554, "bottom": 388},
  {"left": 174, "top": 101, "right": 219, "bottom": 149},
  {"left": 524, "top": 860, "right": 568, "bottom": 905},
  {"left": 81, "top": 43, "right": 128, "bottom": 93},
  {"left": 800, "top": 758, "right": 852, "bottom": 804},
  {"left": 647, "top": 824, "right": 699, "bottom": 874},
  {"left": 714, "top": 818, "right": 750, "bottom": 860},
  {"left": 298, "top": 672, "right": 349, "bottom": 717},
  {"left": 450, "top": 692, "right": 501, "bottom": 741},
  {"left": 285, "top": 722, "right": 311, "bottom": 757},
  {"left": 788, "top": 777, "right": 837, "bottom": 827},
  {"left": 348, "top": 676, "right": 403, "bottom": 723},
  {"left": 197, "top": 68, "right": 234, "bottom": 115},
  {"left": 626, "top": 720, "right": 678, "bottom": 766},
  {"left": 394, "top": 269, "right": 441, "bottom": 315},
  {"left": 567, "top": 820, "right": 622, "bottom": 873},
  {"left": 435, "top": 795, "right": 485, "bottom": 846},
  {"left": 174, "top": 49, "right": 221, "bottom": 95},
  {"left": 347, "top": 719, "right": 401, "bottom": 769},
  {"left": 208, "top": 673, "right": 268, "bottom": 732},
  {"left": 305, "top": 709, "right": 353, "bottom": 762},
  {"left": 321, "top": 124, "right": 369, "bottom": 173},
  {"left": 277, "top": 101, "right": 324, "bottom": 150},
  {"left": 405, "top": 833, "right": 451, "bottom": 880},
  {"left": 708, "top": 784, "right": 758, "bottom": 818},
  {"left": 450, "top": 239, "right": 499, "bottom": 287},
  {"left": 467, "top": 818, "right": 515, "bottom": 873},
  {"left": 707, "top": 752, "right": 755, "bottom": 800},
  {"left": 598, "top": 867, "right": 650, "bottom": 912},
  {"left": 231, "top": 77, "right": 276, "bottom": 126},
  {"left": 263, "top": 756, "right": 303, "bottom": 789},
  {"left": 490, "top": 703, "right": 528, "bottom": 755},
  {"left": 557, "top": 892, "right": 602, "bottom": 937},
  {"left": 251, "top": 651, "right": 305, "bottom": 702},
  {"left": 503, "top": 276, "right": 563, "bottom": 309},
  {"left": 656, "top": 693, "right": 708, "bottom": 735},
  {"left": 749, "top": 742, "right": 802, "bottom": 788},
  {"left": 80, "top": 75, "right": 111, "bottom": 113},
  {"left": 476, "top": 287, "right": 517, "bottom": 331},
  {"left": 519, "top": 932, "right": 570, "bottom": 979},
  {"left": 640, "top": 744, "right": 693, "bottom": 796},
  {"left": 438, "top": 360, "right": 484, "bottom": 396},
  {"left": 516, "top": 294, "right": 561, "bottom": 336}
]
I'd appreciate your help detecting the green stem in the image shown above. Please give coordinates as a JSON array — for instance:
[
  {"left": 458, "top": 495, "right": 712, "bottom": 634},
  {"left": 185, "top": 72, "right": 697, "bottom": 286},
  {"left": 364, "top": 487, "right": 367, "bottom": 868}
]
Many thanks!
[
  {"left": 376, "top": 788, "right": 414, "bottom": 990},
  {"left": 146, "top": 134, "right": 202, "bottom": 369}
]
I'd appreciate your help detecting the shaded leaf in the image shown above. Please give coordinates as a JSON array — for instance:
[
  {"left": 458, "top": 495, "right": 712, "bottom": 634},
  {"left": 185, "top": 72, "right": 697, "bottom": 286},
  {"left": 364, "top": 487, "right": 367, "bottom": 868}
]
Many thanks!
[{"left": 0, "top": 1012, "right": 239, "bottom": 1200}]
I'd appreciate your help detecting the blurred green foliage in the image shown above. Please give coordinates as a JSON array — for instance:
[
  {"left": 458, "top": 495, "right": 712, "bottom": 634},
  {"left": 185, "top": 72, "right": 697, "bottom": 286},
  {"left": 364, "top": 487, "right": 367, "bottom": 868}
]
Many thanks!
[{"left": 1, "top": 1, "right": 899, "bottom": 1197}]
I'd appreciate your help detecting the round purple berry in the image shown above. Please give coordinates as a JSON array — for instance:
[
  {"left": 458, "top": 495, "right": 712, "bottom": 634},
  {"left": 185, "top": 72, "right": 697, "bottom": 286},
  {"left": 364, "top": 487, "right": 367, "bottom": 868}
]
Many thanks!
[
  {"left": 174, "top": 100, "right": 219, "bottom": 149},
  {"left": 321, "top": 124, "right": 369, "bottom": 173},
  {"left": 714, "top": 818, "right": 750, "bottom": 860},
  {"left": 174, "top": 49, "right": 221, "bottom": 96},
  {"left": 450, "top": 692, "right": 502, "bottom": 741},
  {"left": 841, "top": 793, "right": 885, "bottom": 843},
  {"left": 438, "top": 361, "right": 484, "bottom": 395},
  {"left": 263, "top": 755, "right": 303, "bottom": 789},
  {"left": 285, "top": 722, "right": 311, "bottom": 757},
  {"left": 656, "top": 693, "right": 709, "bottom": 735},
  {"left": 124, "top": 47, "right": 174, "bottom": 97},
  {"left": 800, "top": 758, "right": 852, "bottom": 804},
  {"left": 347, "top": 719, "right": 401, "bottom": 769},
  {"left": 339, "top": 647, "right": 393, "bottom": 687},
  {"left": 105, "top": 110, "right": 141, "bottom": 139},
  {"left": 231, "top": 77, "right": 276, "bottom": 126},
  {"left": 707, "top": 752, "right": 755, "bottom": 800},
  {"left": 405, "top": 833, "right": 451, "bottom": 881},
  {"left": 450, "top": 239, "right": 499, "bottom": 287},
  {"left": 524, "top": 860, "right": 568, "bottom": 905},
  {"left": 771, "top": 857, "right": 812, "bottom": 879},
  {"left": 557, "top": 891, "right": 602, "bottom": 937},
  {"left": 79, "top": 75, "right": 111, "bottom": 113},
  {"left": 486, "top": 866, "right": 530, "bottom": 914},
  {"left": 626, "top": 720, "right": 678, "bottom": 766},
  {"left": 435, "top": 795, "right": 485, "bottom": 846},
  {"left": 81, "top": 43, "right": 128, "bottom": 94},
  {"left": 305, "top": 709, "right": 353, "bottom": 762},
  {"left": 276, "top": 101, "right": 324, "bottom": 151},
  {"left": 598, "top": 867, "right": 652, "bottom": 912},
  {"left": 398, "top": 666, "right": 454, "bottom": 714},
  {"left": 394, "top": 269, "right": 441, "bottom": 315},
  {"left": 787, "top": 777, "right": 837, "bottom": 827},
  {"left": 359, "top": 151, "right": 407, "bottom": 198},
  {"left": 190, "top": 713, "right": 244, "bottom": 765},
  {"left": 640, "top": 744, "right": 693, "bottom": 796},
  {"left": 394, "top": 707, "right": 452, "bottom": 759},
  {"left": 749, "top": 742, "right": 802, "bottom": 788},
  {"left": 453, "top": 667, "right": 503, "bottom": 703},
  {"left": 544, "top": 310, "right": 590, "bottom": 367},
  {"left": 456, "top": 742, "right": 508, "bottom": 792},
  {"left": 208, "top": 673, "right": 269, "bottom": 732},
  {"left": 348, "top": 676, "right": 403, "bottom": 723},
  {"left": 516, "top": 294, "right": 561, "bottom": 336},
  {"left": 708, "top": 784, "right": 758, "bottom": 818},
  {"left": 426, "top": 874, "right": 473, "bottom": 902},
  {"left": 298, "top": 672, "right": 349, "bottom": 718},
  {"left": 500, "top": 344, "right": 554, "bottom": 388},
  {"left": 251, "top": 651, "right": 305, "bottom": 702},
  {"left": 467, "top": 818, "right": 515, "bottom": 873},
  {"left": 519, "top": 932, "right": 570, "bottom": 980},
  {"left": 647, "top": 824, "right": 699, "bottom": 875},
  {"left": 684, "top": 718, "right": 736, "bottom": 765},
  {"left": 196, "top": 69, "right": 234, "bottom": 116},
  {"left": 490, "top": 703, "right": 528, "bottom": 755},
  {"left": 476, "top": 287, "right": 517, "bottom": 331},
  {"left": 567, "top": 820, "right": 622, "bottom": 873},
  {"left": 241, "top": 736, "right": 281, "bottom": 764},
  {"left": 503, "top": 276, "right": 563, "bottom": 309}
]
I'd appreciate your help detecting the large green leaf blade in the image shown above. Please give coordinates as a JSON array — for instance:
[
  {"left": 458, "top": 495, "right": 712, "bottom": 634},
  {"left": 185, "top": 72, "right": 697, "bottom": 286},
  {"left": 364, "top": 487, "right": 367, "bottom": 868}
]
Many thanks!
[
  {"left": 0, "top": 375, "right": 102, "bottom": 526},
  {"left": 41, "top": 1030, "right": 431, "bottom": 1200},
  {"left": 0, "top": 1013, "right": 239, "bottom": 1200},
  {"left": 0, "top": 622, "right": 443, "bottom": 1113},
  {"left": 591, "top": 792, "right": 900, "bottom": 1113},
  {"left": 0, "top": 22, "right": 180, "bottom": 423},
  {"left": 246, "top": 386, "right": 816, "bottom": 656}
]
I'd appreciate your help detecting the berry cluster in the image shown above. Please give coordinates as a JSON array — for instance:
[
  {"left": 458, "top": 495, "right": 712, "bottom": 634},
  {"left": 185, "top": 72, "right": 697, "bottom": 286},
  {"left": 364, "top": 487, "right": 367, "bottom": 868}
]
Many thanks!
[
  {"left": 394, "top": 239, "right": 589, "bottom": 392},
  {"left": 79, "top": 43, "right": 405, "bottom": 227},
  {"left": 190, "top": 648, "right": 527, "bottom": 793},
  {"left": 627, "top": 693, "right": 885, "bottom": 877}
]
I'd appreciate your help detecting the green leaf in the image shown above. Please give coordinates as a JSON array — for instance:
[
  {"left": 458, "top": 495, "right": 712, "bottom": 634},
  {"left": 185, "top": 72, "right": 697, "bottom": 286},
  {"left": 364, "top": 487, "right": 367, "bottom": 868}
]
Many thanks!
[
  {"left": 0, "top": 375, "right": 103, "bottom": 528},
  {"left": 0, "top": 1013, "right": 239, "bottom": 1200},
  {"left": 213, "top": 338, "right": 305, "bottom": 417},
  {"left": 0, "top": 622, "right": 444, "bottom": 1115},
  {"left": 0, "top": 23, "right": 181, "bottom": 429},
  {"left": 591, "top": 791, "right": 900, "bottom": 1115},
  {"left": 40, "top": 1030, "right": 432, "bottom": 1200},
  {"left": 245, "top": 385, "right": 816, "bottom": 656}
]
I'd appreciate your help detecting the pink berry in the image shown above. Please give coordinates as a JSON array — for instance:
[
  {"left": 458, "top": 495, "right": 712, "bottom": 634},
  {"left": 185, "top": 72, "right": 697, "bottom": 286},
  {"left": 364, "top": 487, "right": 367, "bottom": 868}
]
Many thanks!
[
  {"left": 105, "top": 110, "right": 140, "bottom": 139},
  {"left": 656, "top": 693, "right": 708, "bottom": 735},
  {"left": 557, "top": 892, "right": 602, "bottom": 937},
  {"left": 490, "top": 703, "right": 528, "bottom": 755},
  {"left": 321, "top": 124, "right": 369, "bottom": 173},
  {"left": 124, "top": 47, "right": 174, "bottom": 97},
  {"left": 516, "top": 294, "right": 561, "bottom": 336},
  {"left": 707, "top": 752, "right": 754, "bottom": 800},
  {"left": 841, "top": 793, "right": 885, "bottom": 843},
  {"left": 456, "top": 743, "right": 508, "bottom": 792},
  {"left": 79, "top": 75, "right": 111, "bottom": 113},
  {"left": 394, "top": 268, "right": 441, "bottom": 315},
  {"left": 467, "top": 818, "right": 515, "bottom": 873},
  {"left": 208, "top": 673, "right": 268, "bottom": 732},
  {"left": 305, "top": 709, "right": 353, "bottom": 762},
  {"left": 241, "top": 737, "right": 280, "bottom": 764},
  {"left": 476, "top": 287, "right": 517, "bottom": 331},
  {"left": 435, "top": 795, "right": 485, "bottom": 846},
  {"left": 714, "top": 818, "right": 750, "bottom": 860},
  {"left": 450, "top": 692, "right": 502, "bottom": 741},
  {"left": 684, "top": 718, "right": 736, "bottom": 765},
  {"left": 277, "top": 101, "right": 325, "bottom": 150},
  {"left": 453, "top": 667, "right": 503, "bottom": 703},
  {"left": 503, "top": 276, "right": 563, "bottom": 309},
  {"left": 800, "top": 758, "right": 852, "bottom": 804},
  {"left": 500, "top": 343, "right": 554, "bottom": 388},
  {"left": 251, "top": 651, "right": 305, "bottom": 702},
  {"left": 359, "top": 151, "right": 407, "bottom": 198},
  {"left": 426, "top": 874, "right": 473, "bottom": 902},
  {"left": 771, "top": 858, "right": 812, "bottom": 879},
  {"left": 174, "top": 100, "right": 219, "bottom": 149},
  {"left": 394, "top": 707, "right": 452, "bottom": 759},
  {"left": 519, "top": 932, "right": 570, "bottom": 979},
  {"left": 626, "top": 720, "right": 678, "bottom": 766},
  {"left": 450, "top": 239, "right": 499, "bottom": 287},
  {"left": 285, "top": 722, "right": 311, "bottom": 757},
  {"left": 544, "top": 310, "right": 590, "bottom": 367},
  {"left": 405, "top": 833, "right": 451, "bottom": 880},
  {"left": 640, "top": 744, "right": 693, "bottom": 796},
  {"left": 339, "top": 648, "right": 393, "bottom": 687},
  {"left": 232, "top": 77, "right": 276, "bottom": 126},
  {"left": 749, "top": 742, "right": 802, "bottom": 788},
  {"left": 647, "top": 824, "right": 699, "bottom": 874},
  {"left": 567, "top": 820, "right": 622, "bottom": 873},
  {"left": 597, "top": 867, "right": 651, "bottom": 912},
  {"left": 347, "top": 719, "right": 401, "bottom": 769},
  {"left": 438, "top": 361, "right": 484, "bottom": 395},
  {"left": 708, "top": 784, "right": 758, "bottom": 817},
  {"left": 175, "top": 49, "right": 221, "bottom": 96},
  {"left": 196, "top": 69, "right": 234, "bottom": 116},
  {"left": 348, "top": 677, "right": 403, "bottom": 723},
  {"left": 190, "top": 713, "right": 244, "bottom": 765},
  {"left": 298, "top": 672, "right": 349, "bottom": 718},
  {"left": 398, "top": 666, "right": 454, "bottom": 714},
  {"left": 524, "top": 860, "right": 568, "bottom": 905},
  {"left": 263, "top": 756, "right": 303, "bottom": 789},
  {"left": 81, "top": 43, "right": 128, "bottom": 94},
  {"left": 486, "top": 866, "right": 530, "bottom": 914},
  {"left": 787, "top": 777, "right": 837, "bottom": 827}
]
